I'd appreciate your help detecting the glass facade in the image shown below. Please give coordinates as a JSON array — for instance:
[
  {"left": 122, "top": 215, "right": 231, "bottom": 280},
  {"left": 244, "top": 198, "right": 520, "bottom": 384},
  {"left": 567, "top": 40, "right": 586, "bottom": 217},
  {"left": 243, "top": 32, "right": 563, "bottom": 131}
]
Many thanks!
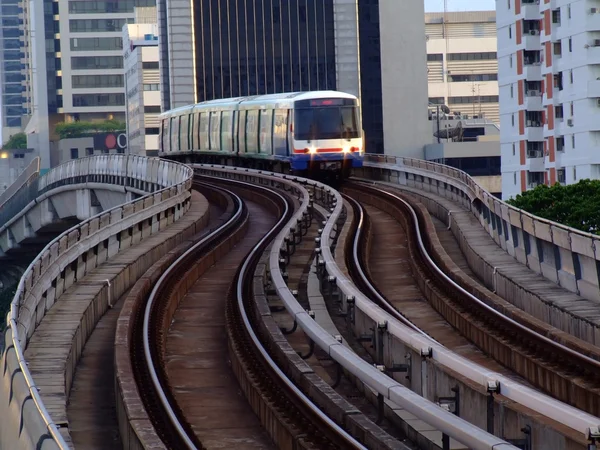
[
  {"left": 193, "top": 0, "right": 337, "bottom": 101},
  {"left": 0, "top": 0, "right": 26, "bottom": 129},
  {"left": 357, "top": 0, "right": 384, "bottom": 154}
]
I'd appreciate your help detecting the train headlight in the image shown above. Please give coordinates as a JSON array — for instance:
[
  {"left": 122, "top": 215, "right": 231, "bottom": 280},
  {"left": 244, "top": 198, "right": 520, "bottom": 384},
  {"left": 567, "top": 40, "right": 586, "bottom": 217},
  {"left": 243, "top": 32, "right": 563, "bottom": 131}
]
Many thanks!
[
  {"left": 309, "top": 146, "right": 317, "bottom": 155},
  {"left": 342, "top": 146, "right": 351, "bottom": 154}
]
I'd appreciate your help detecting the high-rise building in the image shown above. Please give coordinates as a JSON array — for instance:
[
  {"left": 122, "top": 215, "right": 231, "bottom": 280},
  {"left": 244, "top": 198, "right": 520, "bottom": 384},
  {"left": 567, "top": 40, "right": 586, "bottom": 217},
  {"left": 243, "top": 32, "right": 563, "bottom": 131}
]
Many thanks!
[
  {"left": 498, "top": 0, "right": 600, "bottom": 199},
  {"left": 124, "top": 8, "right": 161, "bottom": 156},
  {"left": 158, "top": 0, "right": 430, "bottom": 157},
  {"left": 25, "top": 0, "right": 155, "bottom": 169},
  {"left": 0, "top": 0, "right": 31, "bottom": 144},
  {"left": 425, "top": 11, "right": 499, "bottom": 124}
]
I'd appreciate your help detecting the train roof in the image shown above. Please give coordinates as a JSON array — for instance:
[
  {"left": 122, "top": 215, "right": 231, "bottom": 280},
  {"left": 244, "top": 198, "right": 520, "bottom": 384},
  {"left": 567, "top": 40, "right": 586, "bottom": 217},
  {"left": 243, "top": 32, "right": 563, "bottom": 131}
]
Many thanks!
[{"left": 160, "top": 90, "right": 358, "bottom": 118}]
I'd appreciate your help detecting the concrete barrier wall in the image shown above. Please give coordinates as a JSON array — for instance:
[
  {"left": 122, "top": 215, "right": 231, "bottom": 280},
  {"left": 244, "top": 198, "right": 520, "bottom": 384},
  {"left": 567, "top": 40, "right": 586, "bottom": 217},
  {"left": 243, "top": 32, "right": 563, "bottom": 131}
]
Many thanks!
[
  {"left": 0, "top": 156, "right": 193, "bottom": 450},
  {"left": 361, "top": 155, "right": 600, "bottom": 303}
]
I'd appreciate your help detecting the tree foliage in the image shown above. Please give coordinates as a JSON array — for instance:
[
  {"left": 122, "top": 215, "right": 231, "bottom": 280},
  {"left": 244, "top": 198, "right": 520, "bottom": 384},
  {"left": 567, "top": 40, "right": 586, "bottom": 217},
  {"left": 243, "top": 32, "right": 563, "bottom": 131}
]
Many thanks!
[
  {"left": 3, "top": 132, "right": 27, "bottom": 149},
  {"left": 55, "top": 120, "right": 126, "bottom": 139},
  {"left": 506, "top": 179, "right": 600, "bottom": 234}
]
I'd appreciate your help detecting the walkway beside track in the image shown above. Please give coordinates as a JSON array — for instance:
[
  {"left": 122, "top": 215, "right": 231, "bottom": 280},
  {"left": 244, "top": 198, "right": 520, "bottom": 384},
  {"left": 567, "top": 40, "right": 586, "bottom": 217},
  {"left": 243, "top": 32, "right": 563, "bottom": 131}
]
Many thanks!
[
  {"left": 164, "top": 201, "right": 276, "bottom": 449},
  {"left": 23, "top": 190, "right": 210, "bottom": 446},
  {"left": 373, "top": 180, "right": 600, "bottom": 344}
]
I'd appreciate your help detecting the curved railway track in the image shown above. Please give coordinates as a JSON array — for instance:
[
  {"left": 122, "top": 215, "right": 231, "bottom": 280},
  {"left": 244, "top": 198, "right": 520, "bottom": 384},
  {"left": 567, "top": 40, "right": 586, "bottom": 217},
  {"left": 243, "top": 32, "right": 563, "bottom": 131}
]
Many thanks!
[
  {"left": 344, "top": 180, "right": 600, "bottom": 418},
  {"left": 129, "top": 176, "right": 366, "bottom": 449}
]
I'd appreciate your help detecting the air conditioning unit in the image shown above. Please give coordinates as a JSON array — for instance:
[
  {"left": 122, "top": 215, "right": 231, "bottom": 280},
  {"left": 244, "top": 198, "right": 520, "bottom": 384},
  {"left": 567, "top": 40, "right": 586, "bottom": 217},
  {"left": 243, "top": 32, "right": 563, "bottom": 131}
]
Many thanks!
[
  {"left": 567, "top": 118, "right": 574, "bottom": 126},
  {"left": 593, "top": 39, "right": 600, "bottom": 47},
  {"left": 596, "top": 98, "right": 600, "bottom": 107},
  {"left": 591, "top": 8, "right": 599, "bottom": 14},
  {"left": 530, "top": 29, "right": 539, "bottom": 36}
]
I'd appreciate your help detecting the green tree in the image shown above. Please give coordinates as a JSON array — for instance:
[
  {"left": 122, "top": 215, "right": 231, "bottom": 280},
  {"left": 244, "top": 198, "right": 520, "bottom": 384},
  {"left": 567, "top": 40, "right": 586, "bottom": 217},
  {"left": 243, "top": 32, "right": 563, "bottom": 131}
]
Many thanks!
[
  {"left": 507, "top": 179, "right": 600, "bottom": 234},
  {"left": 3, "top": 132, "right": 27, "bottom": 149},
  {"left": 55, "top": 120, "right": 126, "bottom": 139}
]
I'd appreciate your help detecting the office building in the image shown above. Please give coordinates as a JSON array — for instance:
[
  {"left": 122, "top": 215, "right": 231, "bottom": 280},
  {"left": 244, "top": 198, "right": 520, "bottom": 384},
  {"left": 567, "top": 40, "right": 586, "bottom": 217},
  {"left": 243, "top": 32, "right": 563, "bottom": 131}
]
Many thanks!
[
  {"left": 0, "top": 0, "right": 32, "bottom": 144},
  {"left": 158, "top": 0, "right": 430, "bottom": 157},
  {"left": 426, "top": 11, "right": 499, "bottom": 124},
  {"left": 25, "top": 0, "right": 155, "bottom": 170},
  {"left": 498, "top": 0, "right": 600, "bottom": 199},
  {"left": 123, "top": 9, "right": 161, "bottom": 156}
]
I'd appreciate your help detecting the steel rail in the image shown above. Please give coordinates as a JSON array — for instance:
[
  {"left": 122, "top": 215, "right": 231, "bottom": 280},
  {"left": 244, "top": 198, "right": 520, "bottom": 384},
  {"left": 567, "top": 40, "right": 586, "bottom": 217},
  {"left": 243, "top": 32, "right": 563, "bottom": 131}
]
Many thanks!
[
  {"left": 142, "top": 182, "right": 244, "bottom": 450},
  {"left": 192, "top": 164, "right": 517, "bottom": 450},
  {"left": 343, "top": 193, "right": 440, "bottom": 343},
  {"left": 350, "top": 180, "right": 600, "bottom": 439},
  {"left": 226, "top": 176, "right": 368, "bottom": 450}
]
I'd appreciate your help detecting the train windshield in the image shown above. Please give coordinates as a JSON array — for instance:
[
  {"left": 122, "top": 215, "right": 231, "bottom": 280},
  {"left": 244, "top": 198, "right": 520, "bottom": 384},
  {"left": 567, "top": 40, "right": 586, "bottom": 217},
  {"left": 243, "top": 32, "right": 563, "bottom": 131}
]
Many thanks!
[{"left": 294, "top": 99, "right": 360, "bottom": 141}]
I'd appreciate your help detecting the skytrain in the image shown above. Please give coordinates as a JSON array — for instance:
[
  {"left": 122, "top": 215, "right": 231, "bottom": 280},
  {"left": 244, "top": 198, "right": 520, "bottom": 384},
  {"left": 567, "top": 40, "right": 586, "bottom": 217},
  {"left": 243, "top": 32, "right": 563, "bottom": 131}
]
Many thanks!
[{"left": 159, "top": 90, "right": 364, "bottom": 178}]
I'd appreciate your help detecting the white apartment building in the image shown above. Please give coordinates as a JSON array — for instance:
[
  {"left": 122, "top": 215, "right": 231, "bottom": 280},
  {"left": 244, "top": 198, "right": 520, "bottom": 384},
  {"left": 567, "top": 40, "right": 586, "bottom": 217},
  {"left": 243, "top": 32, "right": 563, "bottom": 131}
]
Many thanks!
[
  {"left": 123, "top": 11, "right": 160, "bottom": 156},
  {"left": 498, "top": 0, "right": 600, "bottom": 199},
  {"left": 426, "top": 11, "right": 500, "bottom": 124},
  {"left": 26, "top": 0, "right": 155, "bottom": 170}
]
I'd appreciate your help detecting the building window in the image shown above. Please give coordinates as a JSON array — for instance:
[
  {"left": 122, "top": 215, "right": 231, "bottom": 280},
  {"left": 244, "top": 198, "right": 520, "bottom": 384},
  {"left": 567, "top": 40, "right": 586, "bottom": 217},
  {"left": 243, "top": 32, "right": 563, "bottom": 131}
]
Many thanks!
[
  {"left": 145, "top": 127, "right": 160, "bottom": 135},
  {"left": 556, "top": 136, "right": 565, "bottom": 151},
  {"left": 72, "top": 74, "right": 124, "bottom": 89},
  {"left": 448, "top": 95, "right": 499, "bottom": 104},
  {"left": 144, "top": 106, "right": 161, "bottom": 114},
  {"left": 447, "top": 52, "right": 497, "bottom": 61},
  {"left": 552, "top": 9, "right": 561, "bottom": 25},
  {"left": 448, "top": 73, "right": 497, "bottom": 82},
  {"left": 508, "top": 0, "right": 511, "bottom": 9},
  {"left": 427, "top": 53, "right": 443, "bottom": 62},
  {"left": 572, "top": 134, "right": 575, "bottom": 149},
  {"left": 509, "top": 26, "right": 512, "bottom": 39},
  {"left": 556, "top": 105, "right": 564, "bottom": 119},
  {"left": 569, "top": 70, "right": 573, "bottom": 84},
  {"left": 428, "top": 97, "right": 445, "bottom": 105},
  {"left": 509, "top": 55, "right": 513, "bottom": 68},
  {"left": 570, "top": 102, "right": 574, "bottom": 116},
  {"left": 568, "top": 38, "right": 572, "bottom": 52},
  {"left": 142, "top": 61, "right": 159, "bottom": 70},
  {"left": 510, "top": 85, "right": 514, "bottom": 98},
  {"left": 70, "top": 148, "right": 79, "bottom": 159},
  {"left": 512, "top": 114, "right": 515, "bottom": 126},
  {"left": 70, "top": 37, "right": 123, "bottom": 51},
  {"left": 143, "top": 83, "right": 160, "bottom": 91},
  {"left": 573, "top": 166, "right": 577, "bottom": 180},
  {"left": 72, "top": 93, "right": 125, "bottom": 107},
  {"left": 85, "top": 147, "right": 93, "bottom": 156},
  {"left": 567, "top": 5, "right": 571, "bottom": 19},
  {"left": 512, "top": 143, "right": 516, "bottom": 155},
  {"left": 514, "top": 172, "right": 517, "bottom": 185}
]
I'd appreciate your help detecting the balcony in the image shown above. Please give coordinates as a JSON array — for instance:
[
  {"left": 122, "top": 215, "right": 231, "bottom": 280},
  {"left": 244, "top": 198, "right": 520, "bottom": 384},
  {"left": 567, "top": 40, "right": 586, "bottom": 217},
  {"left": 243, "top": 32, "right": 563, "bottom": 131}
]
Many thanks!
[
  {"left": 522, "top": 1, "right": 542, "bottom": 20},
  {"left": 527, "top": 152, "right": 545, "bottom": 172},
  {"left": 525, "top": 126, "right": 544, "bottom": 142},
  {"left": 587, "top": 45, "right": 600, "bottom": 65},
  {"left": 586, "top": 12, "right": 600, "bottom": 32},
  {"left": 524, "top": 92, "right": 544, "bottom": 110},
  {"left": 523, "top": 32, "right": 541, "bottom": 51},
  {"left": 524, "top": 62, "right": 543, "bottom": 80},
  {"left": 589, "top": 79, "right": 600, "bottom": 98}
]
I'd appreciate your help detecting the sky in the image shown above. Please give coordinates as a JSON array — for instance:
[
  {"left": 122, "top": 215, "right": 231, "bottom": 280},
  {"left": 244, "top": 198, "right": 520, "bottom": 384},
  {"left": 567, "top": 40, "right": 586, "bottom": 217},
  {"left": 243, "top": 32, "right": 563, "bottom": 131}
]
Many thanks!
[{"left": 425, "top": 0, "right": 496, "bottom": 12}]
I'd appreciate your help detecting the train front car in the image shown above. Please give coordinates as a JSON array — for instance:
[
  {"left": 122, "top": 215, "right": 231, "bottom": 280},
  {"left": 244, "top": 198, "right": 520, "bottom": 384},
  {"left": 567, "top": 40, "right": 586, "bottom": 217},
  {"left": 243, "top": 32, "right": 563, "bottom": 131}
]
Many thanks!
[{"left": 291, "top": 93, "right": 364, "bottom": 179}]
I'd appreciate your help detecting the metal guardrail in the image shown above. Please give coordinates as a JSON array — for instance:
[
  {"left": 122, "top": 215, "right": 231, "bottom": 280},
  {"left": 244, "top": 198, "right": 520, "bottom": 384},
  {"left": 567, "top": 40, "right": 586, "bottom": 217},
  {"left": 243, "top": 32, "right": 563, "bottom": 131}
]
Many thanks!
[
  {"left": 192, "top": 165, "right": 517, "bottom": 450},
  {"left": 2, "top": 155, "right": 194, "bottom": 450},
  {"left": 0, "top": 157, "right": 40, "bottom": 229},
  {"left": 363, "top": 154, "right": 600, "bottom": 303}
]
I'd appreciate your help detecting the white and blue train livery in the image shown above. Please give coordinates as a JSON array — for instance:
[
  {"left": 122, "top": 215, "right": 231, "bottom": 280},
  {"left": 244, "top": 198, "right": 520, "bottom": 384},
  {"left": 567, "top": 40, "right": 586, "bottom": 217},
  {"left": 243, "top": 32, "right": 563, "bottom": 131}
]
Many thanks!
[{"left": 159, "top": 90, "right": 364, "bottom": 177}]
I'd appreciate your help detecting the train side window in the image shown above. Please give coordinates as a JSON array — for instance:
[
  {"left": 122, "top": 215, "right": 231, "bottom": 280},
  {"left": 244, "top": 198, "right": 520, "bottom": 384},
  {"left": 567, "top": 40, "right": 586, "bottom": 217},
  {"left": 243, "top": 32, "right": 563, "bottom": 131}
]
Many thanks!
[
  {"left": 232, "top": 110, "right": 239, "bottom": 153},
  {"left": 246, "top": 110, "right": 259, "bottom": 153},
  {"left": 180, "top": 114, "right": 189, "bottom": 151},
  {"left": 188, "top": 113, "right": 194, "bottom": 150},
  {"left": 209, "top": 111, "right": 221, "bottom": 151},
  {"left": 199, "top": 112, "right": 209, "bottom": 151},
  {"left": 273, "top": 109, "right": 288, "bottom": 156},
  {"left": 238, "top": 110, "right": 247, "bottom": 153},
  {"left": 192, "top": 112, "right": 200, "bottom": 150},
  {"left": 259, "top": 109, "right": 273, "bottom": 154},
  {"left": 221, "top": 111, "right": 233, "bottom": 152},
  {"left": 170, "top": 116, "right": 179, "bottom": 153}
]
